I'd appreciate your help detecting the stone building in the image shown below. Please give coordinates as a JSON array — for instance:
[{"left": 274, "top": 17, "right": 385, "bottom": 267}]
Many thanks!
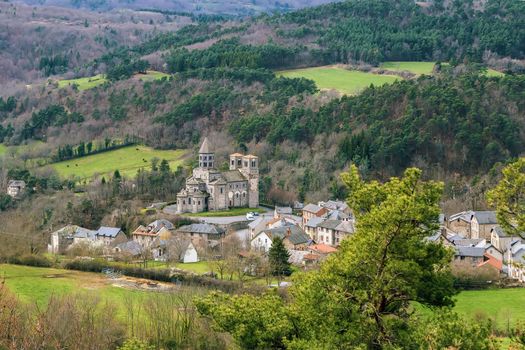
[{"left": 176, "top": 137, "right": 259, "bottom": 213}]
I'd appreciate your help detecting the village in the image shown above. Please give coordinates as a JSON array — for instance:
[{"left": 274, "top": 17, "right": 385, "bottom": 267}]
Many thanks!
[{"left": 38, "top": 139, "right": 525, "bottom": 286}]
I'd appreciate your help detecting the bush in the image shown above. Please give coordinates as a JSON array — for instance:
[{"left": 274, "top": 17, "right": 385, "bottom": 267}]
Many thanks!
[{"left": 7, "top": 254, "right": 53, "bottom": 267}]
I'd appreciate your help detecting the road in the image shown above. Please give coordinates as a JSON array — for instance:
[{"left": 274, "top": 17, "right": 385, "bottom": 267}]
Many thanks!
[{"left": 162, "top": 206, "right": 274, "bottom": 225}]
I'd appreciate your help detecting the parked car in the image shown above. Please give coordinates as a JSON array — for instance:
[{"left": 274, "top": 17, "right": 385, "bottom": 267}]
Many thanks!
[{"left": 246, "top": 212, "right": 255, "bottom": 220}]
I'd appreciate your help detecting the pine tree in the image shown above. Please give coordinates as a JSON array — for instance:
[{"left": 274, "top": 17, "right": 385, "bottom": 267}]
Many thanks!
[{"left": 268, "top": 237, "right": 291, "bottom": 285}]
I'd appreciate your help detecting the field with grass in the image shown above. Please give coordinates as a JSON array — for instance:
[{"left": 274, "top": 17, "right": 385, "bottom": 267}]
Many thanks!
[
  {"left": 50, "top": 145, "right": 188, "bottom": 180},
  {"left": 135, "top": 70, "right": 171, "bottom": 81},
  {"left": 0, "top": 264, "right": 148, "bottom": 310},
  {"left": 185, "top": 207, "right": 267, "bottom": 217},
  {"left": 277, "top": 66, "right": 399, "bottom": 95},
  {"left": 0, "top": 143, "right": 6, "bottom": 156},
  {"left": 454, "top": 288, "right": 525, "bottom": 329},
  {"left": 379, "top": 61, "right": 436, "bottom": 75},
  {"left": 58, "top": 74, "right": 107, "bottom": 91}
]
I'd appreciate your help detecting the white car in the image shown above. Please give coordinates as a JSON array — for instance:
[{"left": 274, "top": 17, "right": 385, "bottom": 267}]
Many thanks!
[{"left": 246, "top": 212, "right": 255, "bottom": 220}]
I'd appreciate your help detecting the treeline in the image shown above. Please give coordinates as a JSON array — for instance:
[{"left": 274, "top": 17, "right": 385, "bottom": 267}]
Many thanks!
[
  {"left": 39, "top": 55, "right": 69, "bottom": 76},
  {"left": 53, "top": 137, "right": 139, "bottom": 162},
  {"left": 0, "top": 96, "right": 16, "bottom": 113},
  {"left": 230, "top": 73, "right": 525, "bottom": 176},
  {"left": 21, "top": 105, "right": 85, "bottom": 140},
  {"left": 272, "top": 0, "right": 525, "bottom": 64},
  {"left": 166, "top": 38, "right": 300, "bottom": 72}
]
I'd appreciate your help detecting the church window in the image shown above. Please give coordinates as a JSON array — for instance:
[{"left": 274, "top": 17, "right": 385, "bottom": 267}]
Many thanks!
[
  {"left": 251, "top": 160, "right": 256, "bottom": 167},
  {"left": 237, "top": 159, "right": 242, "bottom": 166},
  {"left": 244, "top": 161, "right": 248, "bottom": 167},
  {"left": 243, "top": 192, "right": 246, "bottom": 197},
  {"left": 188, "top": 198, "right": 192, "bottom": 204},
  {"left": 183, "top": 200, "right": 186, "bottom": 205},
  {"left": 198, "top": 201, "right": 201, "bottom": 205},
  {"left": 220, "top": 187, "right": 224, "bottom": 194},
  {"left": 231, "top": 160, "right": 234, "bottom": 166},
  {"left": 236, "top": 184, "right": 238, "bottom": 189}
]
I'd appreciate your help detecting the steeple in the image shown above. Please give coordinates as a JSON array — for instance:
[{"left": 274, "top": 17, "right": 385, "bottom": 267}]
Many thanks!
[{"left": 198, "top": 137, "right": 214, "bottom": 169}]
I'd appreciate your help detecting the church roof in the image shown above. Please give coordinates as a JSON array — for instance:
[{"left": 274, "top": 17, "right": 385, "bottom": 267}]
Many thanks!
[
  {"left": 222, "top": 170, "right": 247, "bottom": 182},
  {"left": 199, "top": 137, "right": 212, "bottom": 154},
  {"left": 210, "top": 177, "right": 227, "bottom": 185}
]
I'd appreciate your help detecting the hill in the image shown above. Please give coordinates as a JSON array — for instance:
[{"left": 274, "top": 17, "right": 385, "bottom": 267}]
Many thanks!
[{"left": 50, "top": 145, "right": 187, "bottom": 180}]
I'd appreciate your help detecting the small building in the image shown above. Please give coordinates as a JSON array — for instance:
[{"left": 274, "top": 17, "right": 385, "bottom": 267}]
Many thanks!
[
  {"left": 446, "top": 211, "right": 474, "bottom": 238},
  {"left": 304, "top": 216, "right": 325, "bottom": 240},
  {"left": 471, "top": 211, "right": 498, "bottom": 240},
  {"left": 318, "top": 200, "right": 350, "bottom": 214},
  {"left": 48, "top": 225, "right": 96, "bottom": 254},
  {"left": 248, "top": 216, "right": 272, "bottom": 240},
  {"left": 454, "top": 246, "right": 485, "bottom": 265},
  {"left": 7, "top": 180, "right": 26, "bottom": 198},
  {"left": 96, "top": 227, "right": 126, "bottom": 246},
  {"left": 301, "top": 203, "right": 329, "bottom": 228},
  {"left": 251, "top": 225, "right": 310, "bottom": 252},
  {"left": 132, "top": 225, "right": 158, "bottom": 247},
  {"left": 308, "top": 243, "right": 338, "bottom": 256},
  {"left": 175, "top": 223, "right": 225, "bottom": 246},
  {"left": 274, "top": 206, "right": 293, "bottom": 218},
  {"left": 113, "top": 240, "right": 143, "bottom": 259},
  {"left": 316, "top": 220, "right": 355, "bottom": 247},
  {"left": 180, "top": 241, "right": 199, "bottom": 263}
]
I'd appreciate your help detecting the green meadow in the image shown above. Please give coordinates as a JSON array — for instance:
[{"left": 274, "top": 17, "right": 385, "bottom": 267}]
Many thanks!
[
  {"left": 0, "top": 143, "right": 6, "bottom": 156},
  {"left": 380, "top": 61, "right": 436, "bottom": 75},
  {"left": 57, "top": 71, "right": 170, "bottom": 91},
  {"left": 50, "top": 145, "right": 187, "bottom": 180},
  {"left": 278, "top": 66, "right": 399, "bottom": 95},
  {"left": 58, "top": 74, "right": 107, "bottom": 90}
]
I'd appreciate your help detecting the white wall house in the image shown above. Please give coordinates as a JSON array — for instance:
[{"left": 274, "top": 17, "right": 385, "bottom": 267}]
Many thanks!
[
  {"left": 251, "top": 231, "right": 272, "bottom": 252},
  {"left": 181, "top": 242, "right": 199, "bottom": 263}
]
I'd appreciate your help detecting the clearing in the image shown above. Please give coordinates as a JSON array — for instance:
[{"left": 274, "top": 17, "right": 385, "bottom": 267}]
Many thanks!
[
  {"left": 379, "top": 61, "right": 436, "bottom": 75},
  {"left": 277, "top": 66, "right": 400, "bottom": 95},
  {"left": 57, "top": 70, "right": 170, "bottom": 91},
  {"left": 0, "top": 144, "right": 6, "bottom": 156},
  {"left": 50, "top": 145, "right": 188, "bottom": 180}
]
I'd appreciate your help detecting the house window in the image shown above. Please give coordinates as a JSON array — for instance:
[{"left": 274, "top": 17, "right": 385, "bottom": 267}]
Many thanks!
[
  {"left": 251, "top": 160, "right": 256, "bottom": 167},
  {"left": 203, "top": 162, "right": 207, "bottom": 167},
  {"left": 237, "top": 159, "right": 242, "bottom": 166},
  {"left": 220, "top": 187, "right": 224, "bottom": 194},
  {"left": 231, "top": 160, "right": 234, "bottom": 166}
]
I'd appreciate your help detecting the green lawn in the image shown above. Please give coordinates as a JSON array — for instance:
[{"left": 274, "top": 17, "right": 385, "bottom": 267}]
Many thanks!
[
  {"left": 487, "top": 68, "right": 505, "bottom": 77},
  {"left": 380, "top": 61, "right": 436, "bottom": 75},
  {"left": 0, "top": 144, "right": 6, "bottom": 156},
  {"left": 277, "top": 66, "right": 400, "bottom": 95},
  {"left": 136, "top": 70, "right": 171, "bottom": 81},
  {"left": 454, "top": 288, "right": 525, "bottom": 329},
  {"left": 50, "top": 145, "right": 188, "bottom": 180},
  {"left": 58, "top": 74, "right": 107, "bottom": 91},
  {"left": 184, "top": 207, "right": 266, "bottom": 217}
]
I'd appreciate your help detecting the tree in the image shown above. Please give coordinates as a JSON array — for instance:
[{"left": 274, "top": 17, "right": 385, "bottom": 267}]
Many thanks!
[
  {"left": 197, "top": 166, "right": 475, "bottom": 349},
  {"left": 268, "top": 237, "right": 291, "bottom": 285},
  {"left": 487, "top": 158, "right": 525, "bottom": 237}
]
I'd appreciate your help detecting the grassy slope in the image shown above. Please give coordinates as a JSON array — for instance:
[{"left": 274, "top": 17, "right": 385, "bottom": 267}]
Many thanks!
[
  {"left": 278, "top": 66, "right": 399, "bottom": 94},
  {"left": 0, "top": 264, "right": 147, "bottom": 310},
  {"left": 50, "top": 145, "right": 187, "bottom": 180},
  {"left": 57, "top": 71, "right": 170, "bottom": 91},
  {"left": 380, "top": 61, "right": 436, "bottom": 75}
]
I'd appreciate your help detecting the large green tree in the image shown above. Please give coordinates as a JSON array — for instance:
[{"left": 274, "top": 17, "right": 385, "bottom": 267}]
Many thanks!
[
  {"left": 487, "top": 158, "right": 525, "bottom": 236},
  {"left": 196, "top": 166, "right": 493, "bottom": 349},
  {"left": 268, "top": 236, "right": 291, "bottom": 283}
]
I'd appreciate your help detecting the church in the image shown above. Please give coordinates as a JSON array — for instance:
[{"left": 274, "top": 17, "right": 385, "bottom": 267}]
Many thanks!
[{"left": 176, "top": 137, "right": 259, "bottom": 213}]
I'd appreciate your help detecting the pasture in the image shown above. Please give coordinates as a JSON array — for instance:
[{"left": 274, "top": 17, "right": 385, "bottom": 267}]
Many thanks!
[
  {"left": 57, "top": 71, "right": 170, "bottom": 91},
  {"left": 277, "top": 66, "right": 399, "bottom": 95},
  {"left": 50, "top": 145, "right": 188, "bottom": 180},
  {"left": 0, "top": 143, "right": 6, "bottom": 156},
  {"left": 379, "top": 61, "right": 436, "bottom": 75}
]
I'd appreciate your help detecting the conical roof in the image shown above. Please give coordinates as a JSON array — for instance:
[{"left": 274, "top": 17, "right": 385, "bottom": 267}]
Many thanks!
[{"left": 199, "top": 137, "right": 212, "bottom": 154}]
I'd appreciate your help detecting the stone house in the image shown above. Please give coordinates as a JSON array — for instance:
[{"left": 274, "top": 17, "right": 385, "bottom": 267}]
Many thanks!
[
  {"left": 251, "top": 225, "right": 310, "bottom": 252},
  {"left": 175, "top": 223, "right": 225, "bottom": 247},
  {"left": 301, "top": 203, "right": 329, "bottom": 228},
  {"left": 176, "top": 138, "right": 259, "bottom": 213},
  {"left": 470, "top": 211, "right": 498, "bottom": 240},
  {"left": 95, "top": 227, "right": 126, "bottom": 246},
  {"left": 248, "top": 216, "right": 272, "bottom": 240},
  {"left": 316, "top": 220, "right": 355, "bottom": 247},
  {"left": 7, "top": 180, "right": 26, "bottom": 198}
]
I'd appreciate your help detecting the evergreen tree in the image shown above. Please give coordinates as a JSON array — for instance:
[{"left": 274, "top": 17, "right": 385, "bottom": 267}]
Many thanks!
[{"left": 268, "top": 237, "right": 291, "bottom": 284}]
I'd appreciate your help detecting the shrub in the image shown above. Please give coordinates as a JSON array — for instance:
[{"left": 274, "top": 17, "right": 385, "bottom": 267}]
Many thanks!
[{"left": 7, "top": 254, "right": 53, "bottom": 267}]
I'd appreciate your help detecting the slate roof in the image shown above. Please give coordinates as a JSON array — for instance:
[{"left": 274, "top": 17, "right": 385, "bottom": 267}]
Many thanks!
[
  {"left": 335, "top": 221, "right": 355, "bottom": 234},
  {"left": 491, "top": 226, "right": 507, "bottom": 237},
  {"left": 221, "top": 170, "right": 247, "bottom": 182},
  {"left": 317, "top": 220, "right": 342, "bottom": 230},
  {"left": 209, "top": 177, "right": 227, "bottom": 185},
  {"left": 275, "top": 206, "right": 293, "bottom": 215},
  {"left": 261, "top": 225, "right": 310, "bottom": 246},
  {"left": 148, "top": 219, "right": 174, "bottom": 232},
  {"left": 320, "top": 200, "right": 349, "bottom": 212},
  {"left": 449, "top": 210, "right": 474, "bottom": 222},
  {"left": 199, "top": 137, "right": 212, "bottom": 153},
  {"left": 327, "top": 210, "right": 351, "bottom": 221},
  {"left": 452, "top": 238, "right": 485, "bottom": 247},
  {"left": 96, "top": 226, "right": 122, "bottom": 238},
  {"left": 248, "top": 216, "right": 267, "bottom": 229},
  {"left": 177, "top": 223, "right": 225, "bottom": 235},
  {"left": 455, "top": 246, "right": 485, "bottom": 257},
  {"left": 305, "top": 216, "right": 324, "bottom": 228},
  {"left": 303, "top": 203, "right": 322, "bottom": 213},
  {"left": 114, "top": 240, "right": 142, "bottom": 256},
  {"left": 473, "top": 211, "right": 497, "bottom": 225}
]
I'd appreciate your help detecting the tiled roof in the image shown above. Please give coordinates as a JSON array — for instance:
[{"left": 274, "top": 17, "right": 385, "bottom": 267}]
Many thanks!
[
  {"left": 303, "top": 203, "right": 322, "bottom": 213},
  {"left": 309, "top": 243, "right": 337, "bottom": 254},
  {"left": 199, "top": 137, "right": 212, "bottom": 153},
  {"left": 222, "top": 170, "right": 247, "bottom": 182},
  {"left": 177, "top": 223, "right": 225, "bottom": 235},
  {"left": 473, "top": 211, "right": 497, "bottom": 225},
  {"left": 97, "top": 226, "right": 122, "bottom": 238}
]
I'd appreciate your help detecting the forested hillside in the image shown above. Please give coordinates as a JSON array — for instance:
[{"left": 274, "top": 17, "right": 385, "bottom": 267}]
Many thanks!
[{"left": 1, "top": 0, "right": 524, "bottom": 208}]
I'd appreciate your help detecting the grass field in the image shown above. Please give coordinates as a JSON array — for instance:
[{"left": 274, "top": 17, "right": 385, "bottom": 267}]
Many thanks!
[
  {"left": 58, "top": 74, "right": 107, "bottom": 90},
  {"left": 50, "top": 145, "right": 188, "bottom": 180},
  {"left": 58, "top": 71, "right": 170, "bottom": 91},
  {"left": 454, "top": 288, "right": 525, "bottom": 329},
  {"left": 185, "top": 207, "right": 267, "bottom": 217},
  {"left": 0, "top": 264, "right": 148, "bottom": 310},
  {"left": 487, "top": 68, "right": 505, "bottom": 77},
  {"left": 380, "top": 61, "right": 436, "bottom": 75},
  {"left": 0, "top": 143, "right": 6, "bottom": 156},
  {"left": 278, "top": 66, "right": 400, "bottom": 95}
]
